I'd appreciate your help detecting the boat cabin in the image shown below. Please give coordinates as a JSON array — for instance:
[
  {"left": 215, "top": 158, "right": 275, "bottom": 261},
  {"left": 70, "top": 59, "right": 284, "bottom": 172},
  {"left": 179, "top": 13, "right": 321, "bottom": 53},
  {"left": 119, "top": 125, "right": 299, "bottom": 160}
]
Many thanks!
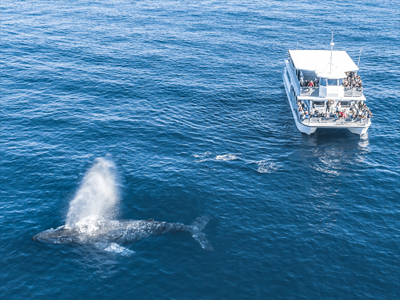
[{"left": 287, "top": 50, "right": 363, "bottom": 99}]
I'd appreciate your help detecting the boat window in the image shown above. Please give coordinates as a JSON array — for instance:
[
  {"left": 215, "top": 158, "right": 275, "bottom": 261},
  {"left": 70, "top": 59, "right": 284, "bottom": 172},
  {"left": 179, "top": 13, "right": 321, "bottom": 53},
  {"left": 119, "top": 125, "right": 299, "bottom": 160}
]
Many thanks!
[
  {"left": 320, "top": 78, "right": 327, "bottom": 86},
  {"left": 328, "top": 79, "right": 338, "bottom": 86},
  {"left": 338, "top": 78, "right": 343, "bottom": 86}
]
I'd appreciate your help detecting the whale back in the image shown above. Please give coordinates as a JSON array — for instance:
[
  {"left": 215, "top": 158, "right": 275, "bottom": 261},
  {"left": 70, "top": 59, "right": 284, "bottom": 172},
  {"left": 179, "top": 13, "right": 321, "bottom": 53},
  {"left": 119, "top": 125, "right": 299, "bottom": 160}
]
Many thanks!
[
  {"left": 115, "top": 219, "right": 189, "bottom": 244},
  {"left": 33, "top": 219, "right": 191, "bottom": 245}
]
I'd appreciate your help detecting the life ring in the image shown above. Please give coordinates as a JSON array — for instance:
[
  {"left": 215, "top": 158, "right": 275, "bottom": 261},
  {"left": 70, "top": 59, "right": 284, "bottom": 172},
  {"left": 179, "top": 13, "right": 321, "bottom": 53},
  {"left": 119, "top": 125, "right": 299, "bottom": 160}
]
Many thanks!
[{"left": 329, "top": 99, "right": 335, "bottom": 105}]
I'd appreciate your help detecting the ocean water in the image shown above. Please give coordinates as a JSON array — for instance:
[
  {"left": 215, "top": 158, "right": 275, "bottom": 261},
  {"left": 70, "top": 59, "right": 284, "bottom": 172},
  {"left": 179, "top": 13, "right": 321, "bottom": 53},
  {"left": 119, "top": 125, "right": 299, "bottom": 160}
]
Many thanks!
[{"left": 1, "top": 0, "right": 400, "bottom": 298}]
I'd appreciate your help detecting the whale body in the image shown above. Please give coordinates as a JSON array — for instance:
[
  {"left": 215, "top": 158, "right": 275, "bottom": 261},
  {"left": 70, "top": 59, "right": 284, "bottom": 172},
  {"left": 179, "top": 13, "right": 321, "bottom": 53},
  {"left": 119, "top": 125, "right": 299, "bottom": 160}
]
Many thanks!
[{"left": 33, "top": 216, "right": 213, "bottom": 254}]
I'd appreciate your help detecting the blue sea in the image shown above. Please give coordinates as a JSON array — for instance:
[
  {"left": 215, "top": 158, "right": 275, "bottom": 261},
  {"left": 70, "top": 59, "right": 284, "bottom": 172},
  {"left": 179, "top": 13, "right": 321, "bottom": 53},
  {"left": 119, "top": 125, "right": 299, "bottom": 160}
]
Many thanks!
[{"left": 1, "top": 0, "right": 400, "bottom": 299}]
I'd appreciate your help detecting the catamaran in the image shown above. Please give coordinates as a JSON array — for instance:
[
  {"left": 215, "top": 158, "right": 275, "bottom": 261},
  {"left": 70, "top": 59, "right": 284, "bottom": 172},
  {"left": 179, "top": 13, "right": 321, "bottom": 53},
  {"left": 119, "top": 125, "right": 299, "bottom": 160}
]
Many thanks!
[{"left": 283, "top": 37, "right": 372, "bottom": 135}]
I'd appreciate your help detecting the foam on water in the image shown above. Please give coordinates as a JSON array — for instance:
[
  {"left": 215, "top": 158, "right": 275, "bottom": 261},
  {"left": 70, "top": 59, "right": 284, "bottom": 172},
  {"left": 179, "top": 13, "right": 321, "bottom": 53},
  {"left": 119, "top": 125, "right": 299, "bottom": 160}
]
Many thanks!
[
  {"left": 66, "top": 158, "right": 119, "bottom": 227},
  {"left": 256, "top": 161, "right": 280, "bottom": 174},
  {"left": 193, "top": 152, "right": 241, "bottom": 163},
  {"left": 215, "top": 154, "right": 241, "bottom": 161},
  {"left": 192, "top": 152, "right": 212, "bottom": 158}
]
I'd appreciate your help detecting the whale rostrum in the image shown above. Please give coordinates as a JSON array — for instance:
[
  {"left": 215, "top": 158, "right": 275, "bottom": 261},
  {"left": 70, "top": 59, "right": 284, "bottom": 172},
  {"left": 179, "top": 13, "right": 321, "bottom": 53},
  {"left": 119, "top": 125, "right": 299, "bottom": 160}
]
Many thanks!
[{"left": 32, "top": 216, "right": 213, "bottom": 254}]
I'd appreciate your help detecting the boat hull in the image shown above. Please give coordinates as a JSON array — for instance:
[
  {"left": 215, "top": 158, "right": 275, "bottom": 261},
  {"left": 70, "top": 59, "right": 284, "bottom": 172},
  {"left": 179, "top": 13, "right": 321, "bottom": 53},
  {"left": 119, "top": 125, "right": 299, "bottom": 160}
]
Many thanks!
[{"left": 283, "top": 72, "right": 316, "bottom": 135}]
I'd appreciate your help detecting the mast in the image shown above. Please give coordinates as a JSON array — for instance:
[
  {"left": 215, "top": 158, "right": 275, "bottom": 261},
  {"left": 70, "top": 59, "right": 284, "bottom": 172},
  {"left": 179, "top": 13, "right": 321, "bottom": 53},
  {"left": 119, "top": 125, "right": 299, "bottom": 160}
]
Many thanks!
[{"left": 330, "top": 30, "right": 334, "bottom": 74}]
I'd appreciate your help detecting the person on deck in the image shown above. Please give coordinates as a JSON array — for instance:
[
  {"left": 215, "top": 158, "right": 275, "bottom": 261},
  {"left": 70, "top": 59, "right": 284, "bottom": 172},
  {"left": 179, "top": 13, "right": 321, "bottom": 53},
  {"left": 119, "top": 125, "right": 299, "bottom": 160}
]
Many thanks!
[{"left": 336, "top": 101, "right": 341, "bottom": 112}]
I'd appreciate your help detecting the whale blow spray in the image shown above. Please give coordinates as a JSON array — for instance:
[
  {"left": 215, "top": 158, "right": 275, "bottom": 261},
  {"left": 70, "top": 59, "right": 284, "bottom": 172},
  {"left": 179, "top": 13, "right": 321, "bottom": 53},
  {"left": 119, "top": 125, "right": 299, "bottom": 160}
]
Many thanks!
[{"left": 66, "top": 158, "right": 119, "bottom": 227}]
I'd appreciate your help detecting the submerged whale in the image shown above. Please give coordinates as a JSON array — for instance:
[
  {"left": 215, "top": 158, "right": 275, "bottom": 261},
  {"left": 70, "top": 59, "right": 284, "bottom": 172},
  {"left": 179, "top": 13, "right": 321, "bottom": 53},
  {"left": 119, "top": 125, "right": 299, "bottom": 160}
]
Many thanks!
[{"left": 32, "top": 216, "right": 213, "bottom": 254}]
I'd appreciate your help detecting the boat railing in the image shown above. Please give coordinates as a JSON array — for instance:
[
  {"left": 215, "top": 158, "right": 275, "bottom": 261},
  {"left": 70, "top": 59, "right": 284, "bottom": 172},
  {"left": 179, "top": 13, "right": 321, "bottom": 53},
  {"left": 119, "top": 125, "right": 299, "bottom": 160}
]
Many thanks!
[
  {"left": 303, "top": 117, "right": 370, "bottom": 125},
  {"left": 300, "top": 86, "right": 363, "bottom": 97},
  {"left": 344, "top": 87, "right": 363, "bottom": 97}
]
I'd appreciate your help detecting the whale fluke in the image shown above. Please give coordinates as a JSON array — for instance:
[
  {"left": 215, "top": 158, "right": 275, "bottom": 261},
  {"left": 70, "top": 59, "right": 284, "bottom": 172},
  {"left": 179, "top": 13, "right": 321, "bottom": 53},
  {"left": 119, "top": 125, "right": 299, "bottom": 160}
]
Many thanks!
[{"left": 190, "top": 216, "right": 213, "bottom": 251}]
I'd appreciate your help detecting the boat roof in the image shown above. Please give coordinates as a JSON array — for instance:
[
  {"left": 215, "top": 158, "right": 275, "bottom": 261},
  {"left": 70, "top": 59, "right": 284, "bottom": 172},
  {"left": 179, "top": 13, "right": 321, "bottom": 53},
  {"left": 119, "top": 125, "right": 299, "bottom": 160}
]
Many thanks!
[{"left": 289, "top": 50, "right": 358, "bottom": 78}]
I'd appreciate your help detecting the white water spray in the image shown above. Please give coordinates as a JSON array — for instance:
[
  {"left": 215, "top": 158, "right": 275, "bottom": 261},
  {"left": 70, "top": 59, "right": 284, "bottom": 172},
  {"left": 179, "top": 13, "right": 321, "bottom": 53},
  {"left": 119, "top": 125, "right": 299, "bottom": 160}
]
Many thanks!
[{"left": 66, "top": 158, "right": 119, "bottom": 227}]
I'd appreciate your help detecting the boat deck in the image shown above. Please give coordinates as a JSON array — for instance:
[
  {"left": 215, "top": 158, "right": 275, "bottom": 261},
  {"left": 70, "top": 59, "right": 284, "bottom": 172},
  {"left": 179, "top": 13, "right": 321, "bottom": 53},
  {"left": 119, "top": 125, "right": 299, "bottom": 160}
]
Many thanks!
[{"left": 302, "top": 117, "right": 370, "bottom": 127}]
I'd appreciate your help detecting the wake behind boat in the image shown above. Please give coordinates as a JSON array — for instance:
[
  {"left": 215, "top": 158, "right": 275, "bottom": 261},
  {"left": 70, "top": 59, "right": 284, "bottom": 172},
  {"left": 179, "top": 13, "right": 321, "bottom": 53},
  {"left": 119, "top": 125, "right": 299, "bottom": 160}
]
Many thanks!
[{"left": 283, "top": 36, "right": 372, "bottom": 135}]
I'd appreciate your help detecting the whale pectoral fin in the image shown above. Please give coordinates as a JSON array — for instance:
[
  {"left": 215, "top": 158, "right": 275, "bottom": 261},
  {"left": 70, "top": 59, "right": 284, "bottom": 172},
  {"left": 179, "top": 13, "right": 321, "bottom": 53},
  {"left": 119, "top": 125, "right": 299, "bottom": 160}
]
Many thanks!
[
  {"left": 104, "top": 243, "right": 135, "bottom": 256},
  {"left": 94, "top": 242, "right": 135, "bottom": 256}
]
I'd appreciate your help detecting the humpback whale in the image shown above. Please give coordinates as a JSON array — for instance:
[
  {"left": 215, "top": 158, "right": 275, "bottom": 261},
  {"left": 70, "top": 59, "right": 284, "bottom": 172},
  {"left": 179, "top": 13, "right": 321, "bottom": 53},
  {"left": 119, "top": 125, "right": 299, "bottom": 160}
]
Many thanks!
[{"left": 32, "top": 216, "right": 213, "bottom": 255}]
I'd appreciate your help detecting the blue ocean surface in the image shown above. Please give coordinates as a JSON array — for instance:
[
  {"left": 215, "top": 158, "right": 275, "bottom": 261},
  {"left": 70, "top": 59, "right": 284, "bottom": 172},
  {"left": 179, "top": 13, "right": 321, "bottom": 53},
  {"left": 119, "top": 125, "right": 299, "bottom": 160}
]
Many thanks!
[{"left": 1, "top": 0, "right": 400, "bottom": 299}]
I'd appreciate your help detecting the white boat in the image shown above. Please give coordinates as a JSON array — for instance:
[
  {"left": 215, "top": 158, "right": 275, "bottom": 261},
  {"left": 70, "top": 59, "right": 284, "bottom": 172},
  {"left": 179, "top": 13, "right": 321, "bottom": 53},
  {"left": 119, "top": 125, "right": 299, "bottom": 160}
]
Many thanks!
[{"left": 283, "top": 40, "right": 372, "bottom": 135}]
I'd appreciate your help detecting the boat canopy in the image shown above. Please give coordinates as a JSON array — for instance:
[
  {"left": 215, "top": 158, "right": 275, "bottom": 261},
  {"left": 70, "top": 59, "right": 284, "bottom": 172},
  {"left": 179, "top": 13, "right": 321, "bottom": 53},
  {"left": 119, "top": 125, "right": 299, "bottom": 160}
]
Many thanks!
[
  {"left": 289, "top": 50, "right": 358, "bottom": 77},
  {"left": 317, "top": 71, "right": 346, "bottom": 79}
]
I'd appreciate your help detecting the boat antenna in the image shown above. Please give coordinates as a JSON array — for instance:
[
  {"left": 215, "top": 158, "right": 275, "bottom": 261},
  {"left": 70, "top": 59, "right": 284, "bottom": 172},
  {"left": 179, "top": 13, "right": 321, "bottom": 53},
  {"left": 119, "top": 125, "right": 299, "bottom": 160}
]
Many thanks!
[
  {"left": 330, "top": 30, "right": 334, "bottom": 73},
  {"left": 357, "top": 47, "right": 362, "bottom": 68}
]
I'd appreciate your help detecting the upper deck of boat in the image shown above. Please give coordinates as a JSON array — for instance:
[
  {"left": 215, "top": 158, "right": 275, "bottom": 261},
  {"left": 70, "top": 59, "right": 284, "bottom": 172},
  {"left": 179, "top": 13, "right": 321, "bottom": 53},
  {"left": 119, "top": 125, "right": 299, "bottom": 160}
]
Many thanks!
[
  {"left": 289, "top": 50, "right": 358, "bottom": 75},
  {"left": 296, "top": 85, "right": 366, "bottom": 101},
  {"left": 285, "top": 50, "right": 366, "bottom": 101}
]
